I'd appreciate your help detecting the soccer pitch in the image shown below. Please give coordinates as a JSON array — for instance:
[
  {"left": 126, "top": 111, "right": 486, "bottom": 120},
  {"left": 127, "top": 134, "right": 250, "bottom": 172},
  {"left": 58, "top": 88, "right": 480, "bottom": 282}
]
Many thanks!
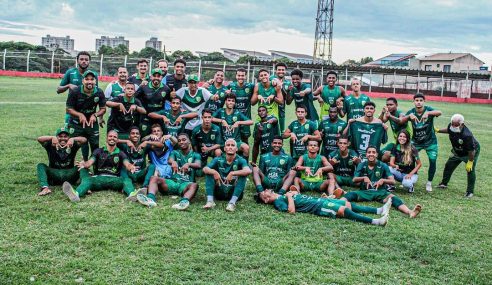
[{"left": 0, "top": 76, "right": 491, "bottom": 284}]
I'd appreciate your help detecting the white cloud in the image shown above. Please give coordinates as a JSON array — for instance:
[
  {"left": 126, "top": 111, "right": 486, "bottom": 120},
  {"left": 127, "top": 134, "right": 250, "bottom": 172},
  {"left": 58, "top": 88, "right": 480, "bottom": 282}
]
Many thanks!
[{"left": 60, "top": 3, "right": 74, "bottom": 16}]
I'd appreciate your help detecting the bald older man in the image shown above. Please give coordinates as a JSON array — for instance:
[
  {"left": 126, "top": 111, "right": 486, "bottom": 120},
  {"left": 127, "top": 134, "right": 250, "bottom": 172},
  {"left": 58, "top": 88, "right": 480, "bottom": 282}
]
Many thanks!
[{"left": 437, "top": 114, "right": 480, "bottom": 198}]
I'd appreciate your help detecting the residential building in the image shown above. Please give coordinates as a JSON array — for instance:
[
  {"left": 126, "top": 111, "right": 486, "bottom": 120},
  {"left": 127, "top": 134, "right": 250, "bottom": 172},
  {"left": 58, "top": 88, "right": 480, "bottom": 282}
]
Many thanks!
[
  {"left": 145, "top": 37, "right": 162, "bottom": 51},
  {"left": 41, "top": 35, "right": 74, "bottom": 52},
  {"left": 220, "top": 48, "right": 271, "bottom": 62},
  {"left": 410, "top": 53, "right": 485, "bottom": 73},
  {"left": 95, "top": 36, "right": 129, "bottom": 51},
  {"left": 363, "top": 53, "right": 417, "bottom": 68}
]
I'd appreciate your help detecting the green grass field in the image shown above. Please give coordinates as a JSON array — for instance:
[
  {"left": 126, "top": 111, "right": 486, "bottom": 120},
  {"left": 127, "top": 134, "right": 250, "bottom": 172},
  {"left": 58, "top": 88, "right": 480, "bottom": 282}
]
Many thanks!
[{"left": 0, "top": 76, "right": 491, "bottom": 284}]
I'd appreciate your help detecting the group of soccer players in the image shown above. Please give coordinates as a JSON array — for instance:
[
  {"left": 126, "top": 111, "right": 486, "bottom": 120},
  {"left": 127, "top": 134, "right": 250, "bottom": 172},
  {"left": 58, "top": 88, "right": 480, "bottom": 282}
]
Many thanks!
[{"left": 36, "top": 51, "right": 481, "bottom": 226}]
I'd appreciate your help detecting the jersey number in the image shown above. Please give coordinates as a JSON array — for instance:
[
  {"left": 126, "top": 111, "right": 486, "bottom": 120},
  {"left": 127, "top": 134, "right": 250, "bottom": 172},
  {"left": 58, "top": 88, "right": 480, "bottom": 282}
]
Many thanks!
[{"left": 359, "top": 134, "right": 370, "bottom": 151}]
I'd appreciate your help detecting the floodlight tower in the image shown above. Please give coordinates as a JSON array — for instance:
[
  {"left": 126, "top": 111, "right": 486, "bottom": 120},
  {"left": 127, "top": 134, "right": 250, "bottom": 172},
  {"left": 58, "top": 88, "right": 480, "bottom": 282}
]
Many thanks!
[{"left": 313, "top": 0, "right": 334, "bottom": 64}]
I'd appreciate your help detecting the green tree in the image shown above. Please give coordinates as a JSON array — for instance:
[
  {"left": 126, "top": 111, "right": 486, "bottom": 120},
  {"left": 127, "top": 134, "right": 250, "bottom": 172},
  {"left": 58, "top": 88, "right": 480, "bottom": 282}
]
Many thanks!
[
  {"left": 274, "top": 57, "right": 293, "bottom": 64},
  {"left": 236, "top": 55, "right": 255, "bottom": 64},
  {"left": 113, "top": 44, "right": 129, "bottom": 55},
  {"left": 98, "top": 45, "right": 114, "bottom": 55},
  {"left": 201, "top": 52, "right": 232, "bottom": 62},
  {"left": 171, "top": 50, "right": 198, "bottom": 61},
  {"left": 360, "top": 57, "right": 373, "bottom": 65},
  {"left": 139, "top": 47, "right": 164, "bottom": 60}
]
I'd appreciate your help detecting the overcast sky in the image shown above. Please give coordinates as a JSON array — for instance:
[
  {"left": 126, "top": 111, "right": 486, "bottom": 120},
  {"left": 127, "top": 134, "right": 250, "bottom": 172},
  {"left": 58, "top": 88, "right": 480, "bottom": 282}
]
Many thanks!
[{"left": 0, "top": 0, "right": 490, "bottom": 65}]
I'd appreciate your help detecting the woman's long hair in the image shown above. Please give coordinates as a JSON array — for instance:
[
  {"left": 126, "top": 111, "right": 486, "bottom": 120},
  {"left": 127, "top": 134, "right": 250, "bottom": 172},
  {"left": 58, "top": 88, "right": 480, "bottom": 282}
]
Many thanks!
[{"left": 397, "top": 130, "right": 413, "bottom": 166}]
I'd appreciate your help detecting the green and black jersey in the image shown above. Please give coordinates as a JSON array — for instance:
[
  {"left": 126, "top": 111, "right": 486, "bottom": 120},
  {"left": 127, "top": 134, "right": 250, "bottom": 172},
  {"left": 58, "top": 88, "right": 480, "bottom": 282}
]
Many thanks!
[
  {"left": 90, "top": 146, "right": 129, "bottom": 176},
  {"left": 169, "top": 149, "right": 201, "bottom": 183},
  {"left": 343, "top": 94, "right": 371, "bottom": 120},
  {"left": 60, "top": 68, "right": 99, "bottom": 88},
  {"left": 213, "top": 108, "right": 249, "bottom": 142},
  {"left": 128, "top": 74, "right": 150, "bottom": 86},
  {"left": 43, "top": 142, "right": 81, "bottom": 169},
  {"left": 405, "top": 106, "right": 438, "bottom": 148},
  {"left": 348, "top": 121, "right": 387, "bottom": 157},
  {"left": 318, "top": 118, "right": 347, "bottom": 156},
  {"left": 107, "top": 96, "right": 143, "bottom": 133},
  {"left": 154, "top": 109, "right": 191, "bottom": 138},
  {"left": 287, "top": 120, "right": 318, "bottom": 159},
  {"left": 290, "top": 83, "right": 319, "bottom": 122},
  {"left": 354, "top": 160, "right": 392, "bottom": 189},
  {"left": 134, "top": 82, "right": 171, "bottom": 114},
  {"left": 119, "top": 143, "right": 151, "bottom": 170},
  {"left": 191, "top": 124, "right": 223, "bottom": 148},
  {"left": 204, "top": 84, "right": 227, "bottom": 114},
  {"left": 259, "top": 152, "right": 294, "bottom": 183},
  {"left": 66, "top": 86, "right": 106, "bottom": 125},
  {"left": 329, "top": 149, "right": 359, "bottom": 177},
  {"left": 253, "top": 115, "right": 280, "bottom": 154},
  {"left": 228, "top": 82, "right": 254, "bottom": 119}
]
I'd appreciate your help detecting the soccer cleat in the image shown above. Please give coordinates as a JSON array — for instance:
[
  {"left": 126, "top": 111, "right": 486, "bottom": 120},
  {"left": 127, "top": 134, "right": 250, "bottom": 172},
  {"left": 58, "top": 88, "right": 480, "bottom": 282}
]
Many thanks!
[
  {"left": 387, "top": 185, "right": 396, "bottom": 192},
  {"left": 410, "top": 204, "right": 422, "bottom": 218},
  {"left": 203, "top": 201, "right": 216, "bottom": 209},
  {"left": 464, "top": 192, "right": 474, "bottom": 198},
  {"left": 126, "top": 188, "right": 147, "bottom": 202},
  {"left": 408, "top": 186, "right": 415, "bottom": 193},
  {"left": 62, "top": 182, "right": 80, "bottom": 202},
  {"left": 437, "top": 183, "right": 448, "bottom": 189},
  {"left": 172, "top": 200, "right": 190, "bottom": 211},
  {"left": 225, "top": 203, "right": 236, "bottom": 212},
  {"left": 137, "top": 194, "right": 157, "bottom": 208},
  {"left": 426, "top": 181, "right": 433, "bottom": 193},
  {"left": 381, "top": 198, "right": 392, "bottom": 216}
]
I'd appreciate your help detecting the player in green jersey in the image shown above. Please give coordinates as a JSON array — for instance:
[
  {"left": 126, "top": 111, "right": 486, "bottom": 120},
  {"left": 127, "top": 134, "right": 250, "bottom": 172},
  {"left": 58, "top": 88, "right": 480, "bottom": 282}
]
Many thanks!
[
  {"left": 137, "top": 133, "right": 201, "bottom": 209},
  {"left": 57, "top": 51, "right": 93, "bottom": 95},
  {"left": 319, "top": 106, "right": 347, "bottom": 157},
  {"left": 290, "top": 140, "right": 333, "bottom": 193},
  {"left": 313, "top": 70, "right": 346, "bottom": 121},
  {"left": 203, "top": 70, "right": 228, "bottom": 114},
  {"left": 134, "top": 68, "right": 171, "bottom": 136},
  {"left": 270, "top": 63, "right": 292, "bottom": 133},
  {"left": 252, "top": 69, "right": 283, "bottom": 120},
  {"left": 148, "top": 97, "right": 198, "bottom": 138},
  {"left": 175, "top": 74, "right": 216, "bottom": 135},
  {"left": 106, "top": 82, "right": 146, "bottom": 140},
  {"left": 283, "top": 105, "right": 321, "bottom": 160},
  {"left": 437, "top": 114, "right": 480, "bottom": 198},
  {"left": 345, "top": 101, "right": 387, "bottom": 158},
  {"left": 191, "top": 108, "right": 223, "bottom": 165},
  {"left": 66, "top": 70, "right": 106, "bottom": 161},
  {"left": 36, "top": 128, "right": 87, "bottom": 196},
  {"left": 328, "top": 136, "right": 361, "bottom": 195},
  {"left": 252, "top": 106, "right": 279, "bottom": 163},
  {"left": 117, "top": 126, "right": 160, "bottom": 191},
  {"left": 62, "top": 130, "right": 145, "bottom": 203},
  {"left": 340, "top": 146, "right": 422, "bottom": 218},
  {"left": 228, "top": 68, "right": 255, "bottom": 143},
  {"left": 258, "top": 189, "right": 390, "bottom": 226},
  {"left": 104, "top": 66, "right": 130, "bottom": 100},
  {"left": 379, "top": 97, "right": 412, "bottom": 162},
  {"left": 400, "top": 93, "right": 442, "bottom": 192},
  {"left": 128, "top": 59, "right": 150, "bottom": 87},
  {"left": 252, "top": 136, "right": 296, "bottom": 194},
  {"left": 203, "top": 139, "right": 252, "bottom": 212},
  {"left": 212, "top": 93, "right": 253, "bottom": 159},
  {"left": 340, "top": 78, "right": 371, "bottom": 121},
  {"left": 286, "top": 69, "right": 319, "bottom": 122}
]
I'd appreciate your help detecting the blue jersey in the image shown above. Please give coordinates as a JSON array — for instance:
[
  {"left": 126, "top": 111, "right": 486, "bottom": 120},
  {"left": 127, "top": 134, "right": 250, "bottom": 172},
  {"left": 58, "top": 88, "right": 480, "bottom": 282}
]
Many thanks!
[{"left": 149, "top": 139, "right": 174, "bottom": 178}]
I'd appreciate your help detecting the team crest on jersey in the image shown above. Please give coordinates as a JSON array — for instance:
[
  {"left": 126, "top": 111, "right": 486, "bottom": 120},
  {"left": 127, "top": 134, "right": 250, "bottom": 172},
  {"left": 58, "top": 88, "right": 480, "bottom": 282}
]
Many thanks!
[
  {"left": 142, "top": 125, "right": 147, "bottom": 131},
  {"left": 280, "top": 159, "right": 285, "bottom": 165},
  {"left": 66, "top": 148, "right": 71, "bottom": 154},
  {"left": 220, "top": 92, "right": 225, "bottom": 97},
  {"left": 233, "top": 116, "right": 238, "bottom": 122},
  {"left": 161, "top": 91, "right": 166, "bottom": 97},
  {"left": 113, "top": 156, "right": 119, "bottom": 163},
  {"left": 348, "top": 160, "right": 353, "bottom": 166},
  {"left": 266, "top": 123, "right": 271, "bottom": 129},
  {"left": 188, "top": 157, "right": 193, "bottom": 163},
  {"left": 182, "top": 83, "right": 187, "bottom": 88},
  {"left": 337, "top": 126, "right": 342, "bottom": 132},
  {"left": 304, "top": 125, "right": 309, "bottom": 130},
  {"left": 196, "top": 96, "right": 202, "bottom": 103},
  {"left": 211, "top": 134, "right": 215, "bottom": 140},
  {"left": 458, "top": 139, "right": 463, "bottom": 144},
  {"left": 375, "top": 171, "right": 381, "bottom": 178},
  {"left": 233, "top": 165, "right": 238, "bottom": 171},
  {"left": 245, "top": 88, "right": 250, "bottom": 93},
  {"left": 94, "top": 97, "right": 99, "bottom": 103},
  {"left": 69, "top": 128, "right": 75, "bottom": 134}
]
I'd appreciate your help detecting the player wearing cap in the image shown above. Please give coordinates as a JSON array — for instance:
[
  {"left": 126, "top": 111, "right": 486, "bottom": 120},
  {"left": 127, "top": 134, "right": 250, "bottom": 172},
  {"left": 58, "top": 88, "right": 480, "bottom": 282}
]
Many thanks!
[
  {"left": 341, "top": 146, "right": 422, "bottom": 218},
  {"left": 252, "top": 69, "right": 283, "bottom": 121},
  {"left": 134, "top": 68, "right": 171, "bottom": 136},
  {"left": 128, "top": 59, "right": 150, "bottom": 87},
  {"left": 313, "top": 70, "right": 346, "bottom": 121},
  {"left": 437, "top": 114, "right": 480, "bottom": 198},
  {"left": 36, "top": 128, "right": 87, "bottom": 196},
  {"left": 227, "top": 68, "right": 255, "bottom": 143},
  {"left": 62, "top": 130, "right": 145, "bottom": 203},
  {"left": 202, "top": 139, "right": 252, "bottom": 212},
  {"left": 212, "top": 93, "right": 253, "bottom": 159},
  {"left": 106, "top": 82, "right": 146, "bottom": 140},
  {"left": 290, "top": 140, "right": 332, "bottom": 194},
  {"left": 175, "top": 74, "right": 216, "bottom": 135},
  {"left": 252, "top": 136, "right": 296, "bottom": 195},
  {"left": 258, "top": 189, "right": 390, "bottom": 226},
  {"left": 66, "top": 70, "right": 106, "bottom": 161}
]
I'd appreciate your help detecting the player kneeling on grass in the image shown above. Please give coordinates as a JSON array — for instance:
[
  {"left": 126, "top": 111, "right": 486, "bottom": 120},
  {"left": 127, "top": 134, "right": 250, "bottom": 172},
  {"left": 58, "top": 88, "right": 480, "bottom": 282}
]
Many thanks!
[
  {"left": 388, "top": 130, "right": 421, "bottom": 193},
  {"left": 137, "top": 133, "right": 200, "bottom": 209},
  {"left": 328, "top": 136, "right": 360, "bottom": 196},
  {"left": 203, "top": 139, "right": 252, "bottom": 212},
  {"left": 37, "top": 128, "right": 87, "bottom": 196},
  {"left": 290, "top": 140, "right": 333, "bottom": 194},
  {"left": 252, "top": 135, "right": 296, "bottom": 195},
  {"left": 340, "top": 146, "right": 422, "bottom": 218},
  {"left": 258, "top": 189, "right": 390, "bottom": 226},
  {"left": 62, "top": 130, "right": 144, "bottom": 202}
]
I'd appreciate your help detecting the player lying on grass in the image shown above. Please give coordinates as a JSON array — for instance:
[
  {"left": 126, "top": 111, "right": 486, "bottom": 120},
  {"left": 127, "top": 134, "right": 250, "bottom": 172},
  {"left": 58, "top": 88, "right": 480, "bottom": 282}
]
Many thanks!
[
  {"left": 252, "top": 135, "right": 296, "bottom": 195},
  {"left": 290, "top": 140, "right": 333, "bottom": 194},
  {"left": 62, "top": 130, "right": 145, "bottom": 203},
  {"left": 339, "top": 146, "right": 422, "bottom": 218},
  {"left": 137, "top": 133, "right": 200, "bottom": 210},
  {"left": 203, "top": 139, "right": 252, "bottom": 212},
  {"left": 327, "top": 136, "right": 360, "bottom": 196},
  {"left": 258, "top": 189, "right": 390, "bottom": 226},
  {"left": 37, "top": 128, "right": 86, "bottom": 196}
]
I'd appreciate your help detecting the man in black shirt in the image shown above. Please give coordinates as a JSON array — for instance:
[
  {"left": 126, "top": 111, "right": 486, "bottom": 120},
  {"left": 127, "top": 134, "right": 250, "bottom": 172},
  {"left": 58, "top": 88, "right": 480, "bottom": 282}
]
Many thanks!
[
  {"left": 66, "top": 70, "right": 106, "bottom": 160},
  {"left": 437, "top": 114, "right": 480, "bottom": 198},
  {"left": 62, "top": 130, "right": 144, "bottom": 202},
  {"left": 165, "top": 58, "right": 188, "bottom": 102},
  {"left": 36, "top": 128, "right": 86, "bottom": 196}
]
